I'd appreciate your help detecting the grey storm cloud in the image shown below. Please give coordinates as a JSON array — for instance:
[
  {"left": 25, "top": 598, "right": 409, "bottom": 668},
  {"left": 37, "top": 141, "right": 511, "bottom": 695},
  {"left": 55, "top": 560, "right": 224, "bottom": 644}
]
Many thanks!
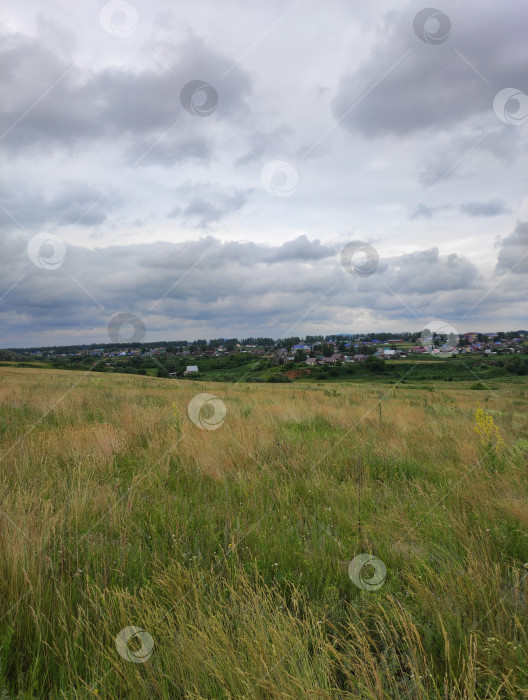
[
  {"left": 266, "top": 235, "right": 335, "bottom": 262},
  {"left": 460, "top": 200, "right": 509, "bottom": 217},
  {"left": 379, "top": 247, "right": 480, "bottom": 298},
  {"left": 332, "top": 0, "right": 528, "bottom": 138},
  {"left": 0, "top": 32, "right": 252, "bottom": 163},
  {"left": 1, "top": 232, "right": 513, "bottom": 347},
  {"left": 496, "top": 221, "right": 528, "bottom": 274}
]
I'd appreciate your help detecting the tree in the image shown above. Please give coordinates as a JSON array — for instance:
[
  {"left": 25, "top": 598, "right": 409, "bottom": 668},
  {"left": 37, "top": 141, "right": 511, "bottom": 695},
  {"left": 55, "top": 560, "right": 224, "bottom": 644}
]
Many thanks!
[
  {"left": 506, "top": 356, "right": 527, "bottom": 375},
  {"left": 365, "top": 356, "right": 386, "bottom": 372},
  {"left": 295, "top": 349, "right": 307, "bottom": 363}
]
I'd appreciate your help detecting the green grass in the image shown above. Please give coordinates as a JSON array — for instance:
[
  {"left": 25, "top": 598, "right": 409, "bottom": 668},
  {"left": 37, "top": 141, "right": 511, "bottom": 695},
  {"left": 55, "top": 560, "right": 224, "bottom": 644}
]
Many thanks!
[{"left": 0, "top": 367, "right": 527, "bottom": 698}]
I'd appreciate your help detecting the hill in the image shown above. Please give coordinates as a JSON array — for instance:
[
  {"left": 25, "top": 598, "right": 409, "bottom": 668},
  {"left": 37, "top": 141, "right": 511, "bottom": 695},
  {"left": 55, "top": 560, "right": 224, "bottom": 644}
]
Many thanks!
[{"left": 0, "top": 367, "right": 527, "bottom": 697}]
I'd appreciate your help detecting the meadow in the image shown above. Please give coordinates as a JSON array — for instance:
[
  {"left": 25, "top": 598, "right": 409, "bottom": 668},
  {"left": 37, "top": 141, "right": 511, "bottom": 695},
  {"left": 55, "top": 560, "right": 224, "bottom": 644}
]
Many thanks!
[{"left": 0, "top": 366, "right": 527, "bottom": 698}]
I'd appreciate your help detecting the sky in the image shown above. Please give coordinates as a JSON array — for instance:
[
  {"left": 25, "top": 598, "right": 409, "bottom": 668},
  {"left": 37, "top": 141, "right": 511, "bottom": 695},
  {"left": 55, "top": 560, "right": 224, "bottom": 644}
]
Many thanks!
[{"left": 1, "top": 0, "right": 527, "bottom": 348}]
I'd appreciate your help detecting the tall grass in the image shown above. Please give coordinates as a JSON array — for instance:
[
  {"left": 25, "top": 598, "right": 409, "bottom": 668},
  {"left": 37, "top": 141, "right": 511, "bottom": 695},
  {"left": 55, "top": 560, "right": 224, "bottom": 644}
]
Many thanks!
[{"left": 0, "top": 367, "right": 527, "bottom": 698}]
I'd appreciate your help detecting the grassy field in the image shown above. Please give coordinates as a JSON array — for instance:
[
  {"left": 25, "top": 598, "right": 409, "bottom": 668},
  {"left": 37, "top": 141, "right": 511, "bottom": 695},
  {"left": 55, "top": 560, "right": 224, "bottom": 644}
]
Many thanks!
[{"left": 0, "top": 367, "right": 527, "bottom": 698}]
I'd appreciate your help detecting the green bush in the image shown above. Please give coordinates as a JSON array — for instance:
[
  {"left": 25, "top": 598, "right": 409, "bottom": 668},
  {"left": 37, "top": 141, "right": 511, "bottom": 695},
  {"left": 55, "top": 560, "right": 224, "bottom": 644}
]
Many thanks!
[{"left": 267, "top": 374, "right": 292, "bottom": 383}]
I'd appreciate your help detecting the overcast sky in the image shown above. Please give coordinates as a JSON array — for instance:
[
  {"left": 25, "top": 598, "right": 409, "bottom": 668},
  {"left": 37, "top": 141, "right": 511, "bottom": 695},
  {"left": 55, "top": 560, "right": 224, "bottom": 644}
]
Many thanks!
[{"left": 1, "top": 0, "right": 527, "bottom": 347}]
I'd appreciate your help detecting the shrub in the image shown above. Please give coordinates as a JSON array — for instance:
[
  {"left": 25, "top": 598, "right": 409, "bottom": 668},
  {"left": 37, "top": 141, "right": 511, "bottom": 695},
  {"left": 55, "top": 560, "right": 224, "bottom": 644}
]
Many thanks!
[
  {"left": 365, "top": 356, "right": 386, "bottom": 372},
  {"left": 267, "top": 374, "right": 292, "bottom": 383}
]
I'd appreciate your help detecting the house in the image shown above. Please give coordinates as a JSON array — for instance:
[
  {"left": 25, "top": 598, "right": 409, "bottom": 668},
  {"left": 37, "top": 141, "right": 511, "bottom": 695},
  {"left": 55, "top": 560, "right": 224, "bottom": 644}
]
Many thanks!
[
  {"left": 353, "top": 354, "right": 367, "bottom": 361},
  {"left": 293, "top": 343, "right": 311, "bottom": 351},
  {"left": 383, "top": 349, "right": 397, "bottom": 357},
  {"left": 330, "top": 353, "right": 345, "bottom": 362},
  {"left": 305, "top": 357, "right": 317, "bottom": 365},
  {"left": 184, "top": 365, "right": 199, "bottom": 375}
]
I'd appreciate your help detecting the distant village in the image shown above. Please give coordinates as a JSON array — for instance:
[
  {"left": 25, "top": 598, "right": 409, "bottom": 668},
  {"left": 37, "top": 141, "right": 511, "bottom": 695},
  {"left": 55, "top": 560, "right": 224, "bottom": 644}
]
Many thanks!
[{"left": 16, "top": 331, "right": 527, "bottom": 375}]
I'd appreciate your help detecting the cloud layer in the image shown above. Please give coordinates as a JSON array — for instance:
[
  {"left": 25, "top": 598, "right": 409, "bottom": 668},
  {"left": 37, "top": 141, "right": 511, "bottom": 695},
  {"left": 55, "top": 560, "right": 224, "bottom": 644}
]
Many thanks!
[
  {"left": 1, "top": 0, "right": 527, "bottom": 345},
  {"left": 1, "top": 228, "right": 525, "bottom": 347}
]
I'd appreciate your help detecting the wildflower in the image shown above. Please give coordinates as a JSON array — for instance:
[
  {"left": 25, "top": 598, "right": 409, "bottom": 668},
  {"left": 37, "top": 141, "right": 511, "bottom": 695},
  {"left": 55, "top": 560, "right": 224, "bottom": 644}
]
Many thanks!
[
  {"left": 474, "top": 403, "right": 505, "bottom": 471},
  {"left": 474, "top": 403, "right": 505, "bottom": 452}
]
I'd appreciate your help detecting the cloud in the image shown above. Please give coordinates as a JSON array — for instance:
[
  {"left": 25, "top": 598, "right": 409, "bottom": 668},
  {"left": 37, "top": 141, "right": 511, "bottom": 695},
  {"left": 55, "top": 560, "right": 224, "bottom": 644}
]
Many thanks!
[
  {"left": 168, "top": 183, "right": 251, "bottom": 229},
  {"left": 0, "top": 182, "right": 122, "bottom": 230},
  {"left": 332, "top": 1, "right": 528, "bottom": 138},
  {"left": 409, "top": 204, "right": 434, "bottom": 220},
  {"left": 267, "top": 235, "right": 335, "bottom": 262},
  {"left": 0, "top": 1, "right": 525, "bottom": 344},
  {"left": 3, "top": 234, "right": 515, "bottom": 347},
  {"left": 460, "top": 200, "right": 509, "bottom": 217},
  {"left": 0, "top": 32, "right": 252, "bottom": 164},
  {"left": 495, "top": 221, "right": 528, "bottom": 274}
]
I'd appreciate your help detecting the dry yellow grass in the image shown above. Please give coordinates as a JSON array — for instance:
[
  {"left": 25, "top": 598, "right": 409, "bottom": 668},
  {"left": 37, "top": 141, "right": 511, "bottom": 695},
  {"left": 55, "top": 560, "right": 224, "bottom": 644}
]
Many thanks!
[{"left": 0, "top": 367, "right": 527, "bottom": 698}]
